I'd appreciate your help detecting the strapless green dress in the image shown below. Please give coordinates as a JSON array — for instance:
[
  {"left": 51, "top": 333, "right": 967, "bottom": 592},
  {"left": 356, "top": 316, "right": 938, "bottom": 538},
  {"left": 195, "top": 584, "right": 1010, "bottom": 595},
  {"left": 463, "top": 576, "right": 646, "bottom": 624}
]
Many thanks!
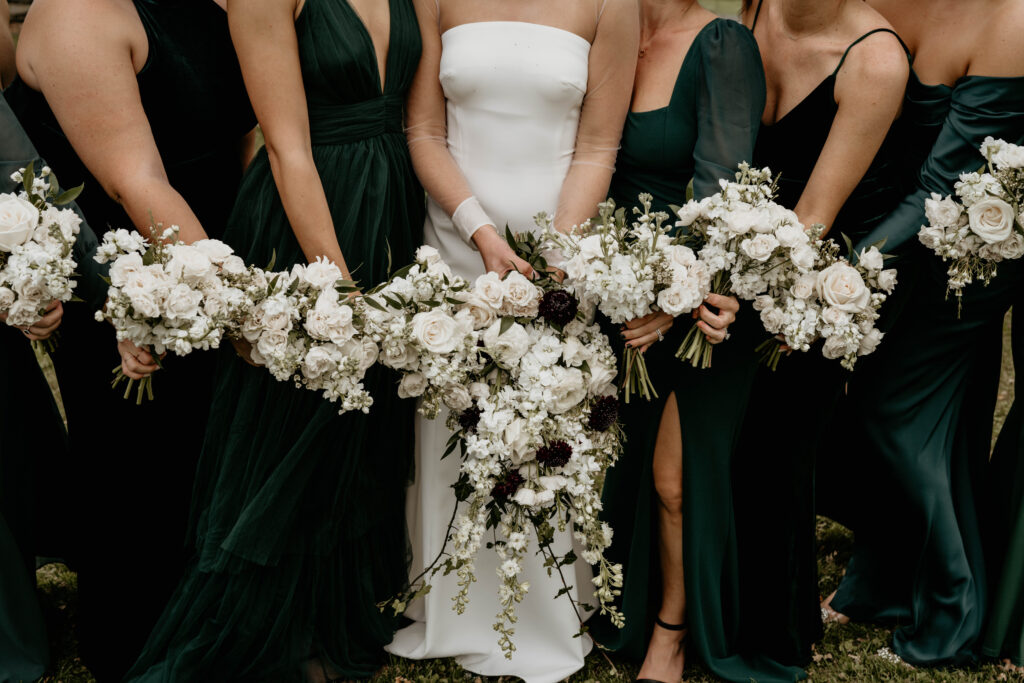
[
  {"left": 589, "top": 19, "right": 804, "bottom": 683},
  {"left": 124, "top": 0, "right": 423, "bottom": 680},
  {"left": 831, "top": 73, "right": 1024, "bottom": 666}
]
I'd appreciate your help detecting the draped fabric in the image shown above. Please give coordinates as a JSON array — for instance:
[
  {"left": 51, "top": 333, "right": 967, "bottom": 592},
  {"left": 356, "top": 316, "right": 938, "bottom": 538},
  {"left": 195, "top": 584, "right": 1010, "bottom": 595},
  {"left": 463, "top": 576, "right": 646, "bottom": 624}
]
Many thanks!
[{"left": 125, "top": 0, "right": 423, "bottom": 679}]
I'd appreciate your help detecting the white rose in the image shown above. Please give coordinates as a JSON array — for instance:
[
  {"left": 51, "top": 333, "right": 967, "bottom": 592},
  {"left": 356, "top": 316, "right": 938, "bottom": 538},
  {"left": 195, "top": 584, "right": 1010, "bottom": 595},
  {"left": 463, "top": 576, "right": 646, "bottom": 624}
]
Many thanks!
[
  {"left": 657, "top": 283, "right": 700, "bottom": 316},
  {"left": 740, "top": 233, "right": 780, "bottom": 262},
  {"left": 924, "top": 194, "right": 963, "bottom": 228},
  {"left": 918, "top": 225, "right": 947, "bottom": 250},
  {"left": 502, "top": 271, "right": 540, "bottom": 317},
  {"left": 381, "top": 341, "right": 418, "bottom": 369},
  {"left": 504, "top": 418, "right": 534, "bottom": 460},
  {"left": 358, "top": 337, "right": 378, "bottom": 371},
  {"left": 878, "top": 269, "right": 898, "bottom": 293},
  {"left": 725, "top": 206, "right": 762, "bottom": 236},
  {"left": 397, "top": 372, "right": 428, "bottom": 398},
  {"left": 760, "top": 306, "right": 786, "bottom": 333},
  {"left": 0, "top": 193, "right": 39, "bottom": 252},
  {"left": 261, "top": 296, "right": 293, "bottom": 332},
  {"left": 166, "top": 245, "right": 216, "bottom": 284},
  {"left": 302, "top": 345, "right": 339, "bottom": 379},
  {"left": 256, "top": 329, "right": 289, "bottom": 358},
  {"left": 109, "top": 252, "right": 145, "bottom": 287},
  {"left": 190, "top": 239, "right": 234, "bottom": 264},
  {"left": 775, "top": 223, "right": 808, "bottom": 248},
  {"left": 482, "top": 320, "right": 531, "bottom": 364},
  {"left": 857, "top": 246, "right": 884, "bottom": 272},
  {"left": 411, "top": 309, "right": 461, "bottom": 354},
  {"left": 816, "top": 262, "right": 871, "bottom": 313},
  {"left": 577, "top": 234, "right": 607, "bottom": 261},
  {"left": 303, "top": 258, "right": 343, "bottom": 290},
  {"left": 456, "top": 293, "right": 497, "bottom": 330},
  {"left": 821, "top": 306, "right": 852, "bottom": 327},
  {"left": 163, "top": 284, "right": 203, "bottom": 320},
  {"left": 666, "top": 244, "right": 697, "bottom": 269},
  {"left": 858, "top": 327, "right": 884, "bottom": 355},
  {"left": 790, "top": 273, "right": 817, "bottom": 300},
  {"left": 416, "top": 244, "right": 442, "bottom": 264},
  {"left": 587, "top": 360, "right": 617, "bottom": 396},
  {"left": 0, "top": 287, "right": 15, "bottom": 310},
  {"left": 998, "top": 232, "right": 1024, "bottom": 260},
  {"left": 305, "top": 293, "right": 356, "bottom": 343},
  {"left": 674, "top": 200, "right": 703, "bottom": 227},
  {"left": 550, "top": 367, "right": 586, "bottom": 414},
  {"left": 967, "top": 197, "right": 1016, "bottom": 244},
  {"left": 512, "top": 488, "right": 538, "bottom": 507},
  {"left": 468, "top": 382, "right": 489, "bottom": 399},
  {"left": 473, "top": 271, "right": 506, "bottom": 309},
  {"left": 790, "top": 244, "right": 817, "bottom": 271},
  {"left": 221, "top": 255, "right": 247, "bottom": 277},
  {"left": 822, "top": 335, "right": 852, "bottom": 360},
  {"left": 752, "top": 294, "right": 774, "bottom": 312},
  {"left": 442, "top": 383, "right": 473, "bottom": 412}
]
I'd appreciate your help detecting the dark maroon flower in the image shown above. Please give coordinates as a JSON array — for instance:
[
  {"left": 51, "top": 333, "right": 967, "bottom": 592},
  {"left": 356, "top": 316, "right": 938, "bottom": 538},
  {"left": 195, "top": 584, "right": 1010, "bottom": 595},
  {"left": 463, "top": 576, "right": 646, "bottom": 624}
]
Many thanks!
[
  {"left": 458, "top": 406, "right": 482, "bottom": 432},
  {"left": 538, "top": 289, "right": 579, "bottom": 327},
  {"left": 491, "top": 470, "right": 525, "bottom": 500},
  {"left": 588, "top": 396, "right": 619, "bottom": 432},
  {"left": 536, "top": 440, "right": 573, "bottom": 468}
]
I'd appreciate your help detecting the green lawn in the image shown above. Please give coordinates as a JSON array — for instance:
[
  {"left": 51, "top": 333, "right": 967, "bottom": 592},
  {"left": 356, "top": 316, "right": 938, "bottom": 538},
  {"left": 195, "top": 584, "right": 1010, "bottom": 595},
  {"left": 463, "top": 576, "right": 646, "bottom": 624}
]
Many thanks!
[{"left": 32, "top": 313, "right": 1022, "bottom": 682}]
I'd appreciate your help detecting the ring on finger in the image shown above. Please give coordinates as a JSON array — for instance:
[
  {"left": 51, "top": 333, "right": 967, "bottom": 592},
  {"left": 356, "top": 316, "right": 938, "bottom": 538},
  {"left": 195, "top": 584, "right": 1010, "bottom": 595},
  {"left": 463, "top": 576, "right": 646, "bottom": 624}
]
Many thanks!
[
  {"left": 725, "top": 332, "right": 732, "bottom": 341},
  {"left": 656, "top": 327, "right": 664, "bottom": 342},
  {"left": 21, "top": 328, "right": 31, "bottom": 336}
]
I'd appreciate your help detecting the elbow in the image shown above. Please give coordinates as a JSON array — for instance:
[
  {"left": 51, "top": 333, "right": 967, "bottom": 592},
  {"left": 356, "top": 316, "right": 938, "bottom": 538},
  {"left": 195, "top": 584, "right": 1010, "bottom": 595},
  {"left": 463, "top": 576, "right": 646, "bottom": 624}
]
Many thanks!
[{"left": 264, "top": 137, "right": 316, "bottom": 179}]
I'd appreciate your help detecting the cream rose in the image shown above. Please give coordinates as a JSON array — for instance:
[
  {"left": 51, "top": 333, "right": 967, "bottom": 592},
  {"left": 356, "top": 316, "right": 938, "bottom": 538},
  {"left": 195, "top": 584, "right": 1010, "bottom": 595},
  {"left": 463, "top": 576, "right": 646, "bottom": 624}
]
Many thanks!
[
  {"left": 302, "top": 258, "right": 343, "bottom": 290},
  {"left": 924, "top": 194, "right": 963, "bottom": 228},
  {"left": 0, "top": 193, "right": 39, "bottom": 252},
  {"left": 822, "top": 335, "right": 852, "bottom": 360},
  {"left": 858, "top": 327, "right": 884, "bottom": 356},
  {"left": 549, "top": 367, "right": 586, "bottom": 414},
  {"left": 657, "top": 282, "right": 700, "bottom": 316},
  {"left": 999, "top": 232, "right": 1024, "bottom": 260},
  {"left": 918, "top": 225, "right": 947, "bottom": 250},
  {"left": 411, "top": 309, "right": 461, "bottom": 354},
  {"left": 191, "top": 239, "right": 234, "bottom": 264},
  {"left": 302, "top": 345, "right": 339, "bottom": 379},
  {"left": 163, "top": 284, "right": 203, "bottom": 320},
  {"left": 442, "top": 383, "right": 473, "bottom": 412},
  {"left": 740, "top": 233, "right": 780, "bottom": 262},
  {"left": 397, "top": 372, "right": 427, "bottom": 398},
  {"left": 381, "top": 340, "right": 418, "bottom": 369},
  {"left": 473, "top": 272, "right": 506, "bottom": 310},
  {"left": 816, "top": 262, "right": 870, "bottom": 313},
  {"left": 416, "top": 244, "right": 442, "bottom": 264},
  {"left": 968, "top": 197, "right": 1016, "bottom": 244},
  {"left": 857, "top": 246, "right": 884, "bottom": 272},
  {"left": 456, "top": 293, "right": 497, "bottom": 330},
  {"left": 109, "top": 252, "right": 145, "bottom": 288},
  {"left": 482, "top": 320, "right": 531, "bottom": 364},
  {"left": 502, "top": 271, "right": 540, "bottom": 317},
  {"left": 167, "top": 245, "right": 216, "bottom": 284},
  {"left": 790, "top": 273, "right": 817, "bottom": 300}
]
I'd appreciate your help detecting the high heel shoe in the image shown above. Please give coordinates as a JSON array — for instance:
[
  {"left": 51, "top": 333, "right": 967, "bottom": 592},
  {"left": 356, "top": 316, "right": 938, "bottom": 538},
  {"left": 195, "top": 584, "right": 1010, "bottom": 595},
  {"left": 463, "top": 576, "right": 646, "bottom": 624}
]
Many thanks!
[{"left": 636, "top": 617, "right": 688, "bottom": 683}]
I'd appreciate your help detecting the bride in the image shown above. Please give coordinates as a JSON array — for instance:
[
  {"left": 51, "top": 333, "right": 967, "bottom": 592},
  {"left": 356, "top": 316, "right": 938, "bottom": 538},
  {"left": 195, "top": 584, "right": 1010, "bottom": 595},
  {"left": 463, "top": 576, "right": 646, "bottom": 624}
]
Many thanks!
[{"left": 386, "top": 1, "right": 637, "bottom": 681}]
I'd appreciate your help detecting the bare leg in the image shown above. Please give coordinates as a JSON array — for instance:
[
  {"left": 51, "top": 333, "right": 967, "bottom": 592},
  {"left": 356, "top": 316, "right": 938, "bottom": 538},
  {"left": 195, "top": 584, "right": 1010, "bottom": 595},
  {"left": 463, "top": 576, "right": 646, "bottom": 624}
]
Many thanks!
[
  {"left": 821, "top": 590, "right": 850, "bottom": 625},
  {"left": 637, "top": 393, "right": 687, "bottom": 682}
]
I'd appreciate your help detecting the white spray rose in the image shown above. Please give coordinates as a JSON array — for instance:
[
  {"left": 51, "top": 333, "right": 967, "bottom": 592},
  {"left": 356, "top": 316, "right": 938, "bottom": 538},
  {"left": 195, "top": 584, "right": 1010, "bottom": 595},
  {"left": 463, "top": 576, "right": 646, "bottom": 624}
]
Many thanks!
[
  {"left": 397, "top": 372, "right": 428, "bottom": 398},
  {"left": 924, "top": 194, "right": 963, "bottom": 228},
  {"left": 0, "top": 194, "right": 39, "bottom": 252},
  {"left": 858, "top": 246, "right": 884, "bottom": 272}
]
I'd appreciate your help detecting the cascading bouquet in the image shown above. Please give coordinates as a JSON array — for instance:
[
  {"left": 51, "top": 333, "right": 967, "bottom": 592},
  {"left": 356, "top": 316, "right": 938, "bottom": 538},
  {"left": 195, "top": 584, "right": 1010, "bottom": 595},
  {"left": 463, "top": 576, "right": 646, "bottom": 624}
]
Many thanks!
[
  {"left": 674, "top": 163, "right": 897, "bottom": 371},
  {"left": 0, "top": 163, "right": 82, "bottom": 348},
  {"left": 95, "top": 226, "right": 256, "bottom": 402},
  {"left": 918, "top": 136, "right": 1024, "bottom": 312},
  {"left": 379, "top": 236, "right": 625, "bottom": 657},
  {"left": 543, "top": 196, "right": 710, "bottom": 400},
  {"left": 239, "top": 258, "right": 377, "bottom": 414}
]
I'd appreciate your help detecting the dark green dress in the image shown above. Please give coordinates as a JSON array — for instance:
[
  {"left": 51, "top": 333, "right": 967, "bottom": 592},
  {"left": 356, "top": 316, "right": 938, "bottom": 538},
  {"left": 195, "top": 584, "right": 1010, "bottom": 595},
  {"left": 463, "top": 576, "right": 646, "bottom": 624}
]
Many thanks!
[
  {"left": 5, "top": 2, "right": 256, "bottom": 678},
  {"left": 730, "top": 12, "right": 912, "bottom": 668},
  {"left": 589, "top": 20, "right": 804, "bottom": 683},
  {"left": 125, "top": 0, "right": 422, "bottom": 680},
  {"left": 830, "top": 73, "right": 1024, "bottom": 666}
]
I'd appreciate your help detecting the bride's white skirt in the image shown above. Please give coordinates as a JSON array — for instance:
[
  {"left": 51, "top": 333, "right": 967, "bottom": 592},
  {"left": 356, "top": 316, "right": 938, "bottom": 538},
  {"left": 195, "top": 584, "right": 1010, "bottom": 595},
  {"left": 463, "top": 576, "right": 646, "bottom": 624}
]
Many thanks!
[{"left": 386, "top": 410, "right": 594, "bottom": 683}]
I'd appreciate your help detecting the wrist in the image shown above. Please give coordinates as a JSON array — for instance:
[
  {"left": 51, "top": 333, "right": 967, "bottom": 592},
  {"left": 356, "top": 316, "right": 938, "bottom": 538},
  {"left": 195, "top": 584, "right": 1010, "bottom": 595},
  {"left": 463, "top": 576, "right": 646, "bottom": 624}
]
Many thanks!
[{"left": 471, "top": 224, "right": 502, "bottom": 251}]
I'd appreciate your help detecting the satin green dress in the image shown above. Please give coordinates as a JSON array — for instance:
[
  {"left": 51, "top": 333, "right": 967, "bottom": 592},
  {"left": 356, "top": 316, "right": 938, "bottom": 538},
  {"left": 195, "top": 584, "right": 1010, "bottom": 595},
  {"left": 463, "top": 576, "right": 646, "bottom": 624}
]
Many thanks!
[
  {"left": 589, "top": 20, "right": 804, "bottom": 683},
  {"left": 124, "top": 1, "right": 423, "bottom": 680},
  {"left": 830, "top": 73, "right": 1024, "bottom": 666}
]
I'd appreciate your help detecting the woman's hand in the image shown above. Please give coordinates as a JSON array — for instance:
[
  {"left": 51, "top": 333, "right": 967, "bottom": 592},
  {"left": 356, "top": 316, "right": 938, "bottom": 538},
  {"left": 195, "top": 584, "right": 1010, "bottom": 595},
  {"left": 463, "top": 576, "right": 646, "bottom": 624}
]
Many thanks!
[
  {"left": 623, "top": 311, "right": 674, "bottom": 354},
  {"left": 118, "top": 339, "right": 160, "bottom": 380},
  {"left": 6, "top": 300, "right": 64, "bottom": 341},
  {"left": 230, "top": 337, "right": 258, "bottom": 366},
  {"left": 693, "top": 293, "right": 739, "bottom": 344},
  {"left": 474, "top": 226, "right": 535, "bottom": 278}
]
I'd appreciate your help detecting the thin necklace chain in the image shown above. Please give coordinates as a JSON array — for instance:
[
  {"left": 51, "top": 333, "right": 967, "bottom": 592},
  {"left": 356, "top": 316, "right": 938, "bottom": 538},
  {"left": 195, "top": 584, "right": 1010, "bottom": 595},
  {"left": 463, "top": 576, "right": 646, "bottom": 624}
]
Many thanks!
[{"left": 638, "top": 1, "right": 698, "bottom": 58}]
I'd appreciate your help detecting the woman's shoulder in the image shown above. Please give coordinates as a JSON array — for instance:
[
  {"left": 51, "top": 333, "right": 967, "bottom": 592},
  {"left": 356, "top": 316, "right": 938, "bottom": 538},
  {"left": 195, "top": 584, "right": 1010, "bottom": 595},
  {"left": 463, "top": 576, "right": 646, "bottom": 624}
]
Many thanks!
[{"left": 969, "top": 0, "right": 1024, "bottom": 79}]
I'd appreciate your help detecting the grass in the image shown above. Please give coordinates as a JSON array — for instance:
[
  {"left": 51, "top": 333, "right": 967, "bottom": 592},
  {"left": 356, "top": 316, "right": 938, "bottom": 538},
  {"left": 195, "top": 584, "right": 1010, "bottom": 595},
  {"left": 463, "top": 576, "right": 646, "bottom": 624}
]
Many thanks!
[{"left": 30, "top": 313, "right": 1023, "bottom": 682}]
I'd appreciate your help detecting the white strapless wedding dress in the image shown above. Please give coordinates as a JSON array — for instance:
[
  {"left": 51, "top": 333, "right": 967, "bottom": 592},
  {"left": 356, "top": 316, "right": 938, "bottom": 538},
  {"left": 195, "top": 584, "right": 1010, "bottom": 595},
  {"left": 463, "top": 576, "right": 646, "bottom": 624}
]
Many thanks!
[{"left": 385, "top": 21, "right": 595, "bottom": 683}]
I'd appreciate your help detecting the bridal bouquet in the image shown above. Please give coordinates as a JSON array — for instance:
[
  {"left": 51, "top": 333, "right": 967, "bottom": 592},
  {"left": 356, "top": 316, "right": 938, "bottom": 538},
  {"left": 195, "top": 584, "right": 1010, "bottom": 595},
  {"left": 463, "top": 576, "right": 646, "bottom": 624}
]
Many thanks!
[
  {"left": 239, "top": 258, "right": 377, "bottom": 414},
  {"left": 382, "top": 236, "right": 625, "bottom": 656},
  {"left": 918, "top": 137, "right": 1024, "bottom": 311},
  {"left": 0, "top": 163, "right": 82, "bottom": 339},
  {"left": 544, "top": 196, "right": 710, "bottom": 400},
  {"left": 95, "top": 226, "right": 255, "bottom": 402},
  {"left": 752, "top": 240, "right": 896, "bottom": 371}
]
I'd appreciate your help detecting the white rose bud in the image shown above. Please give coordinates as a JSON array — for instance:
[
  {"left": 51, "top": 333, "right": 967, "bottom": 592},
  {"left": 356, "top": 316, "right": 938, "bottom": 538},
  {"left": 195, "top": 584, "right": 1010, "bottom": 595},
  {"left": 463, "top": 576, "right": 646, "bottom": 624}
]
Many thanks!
[
  {"left": 397, "top": 372, "right": 428, "bottom": 398},
  {"left": 857, "top": 246, "right": 884, "bottom": 272}
]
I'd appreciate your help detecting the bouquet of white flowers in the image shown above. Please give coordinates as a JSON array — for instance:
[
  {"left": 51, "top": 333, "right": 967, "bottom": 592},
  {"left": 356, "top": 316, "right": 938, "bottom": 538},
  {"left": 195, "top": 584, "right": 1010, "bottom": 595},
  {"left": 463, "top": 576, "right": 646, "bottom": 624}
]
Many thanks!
[
  {"left": 239, "top": 257, "right": 377, "bottom": 414},
  {"left": 95, "top": 226, "right": 255, "bottom": 402},
  {"left": 753, "top": 239, "right": 896, "bottom": 371},
  {"left": 381, "top": 235, "right": 625, "bottom": 657},
  {"left": 918, "top": 137, "right": 1024, "bottom": 312},
  {"left": 544, "top": 196, "right": 710, "bottom": 400},
  {"left": 0, "top": 163, "right": 82, "bottom": 346}
]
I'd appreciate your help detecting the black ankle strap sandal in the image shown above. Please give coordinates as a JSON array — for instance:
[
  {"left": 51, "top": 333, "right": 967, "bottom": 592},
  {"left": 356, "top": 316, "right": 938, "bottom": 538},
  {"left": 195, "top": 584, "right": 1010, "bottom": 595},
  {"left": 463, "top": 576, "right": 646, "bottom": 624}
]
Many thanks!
[{"left": 635, "top": 618, "right": 688, "bottom": 683}]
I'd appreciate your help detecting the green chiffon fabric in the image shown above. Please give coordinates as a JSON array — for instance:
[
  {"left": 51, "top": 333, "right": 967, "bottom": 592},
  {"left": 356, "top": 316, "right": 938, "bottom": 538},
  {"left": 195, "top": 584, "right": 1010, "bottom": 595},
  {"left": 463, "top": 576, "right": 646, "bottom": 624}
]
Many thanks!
[
  {"left": 124, "top": 0, "right": 423, "bottom": 680},
  {"left": 831, "top": 73, "right": 1024, "bottom": 666},
  {"left": 589, "top": 20, "right": 805, "bottom": 683}
]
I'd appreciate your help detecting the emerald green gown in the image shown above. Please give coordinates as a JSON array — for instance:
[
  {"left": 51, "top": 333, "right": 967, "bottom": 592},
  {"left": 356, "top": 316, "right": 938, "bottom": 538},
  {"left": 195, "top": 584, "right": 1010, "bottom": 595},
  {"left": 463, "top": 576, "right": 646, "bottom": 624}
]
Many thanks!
[
  {"left": 829, "top": 73, "right": 1024, "bottom": 666},
  {"left": 731, "top": 16, "right": 912, "bottom": 669},
  {"left": 589, "top": 19, "right": 804, "bottom": 683},
  {"left": 125, "top": 0, "right": 422, "bottom": 680}
]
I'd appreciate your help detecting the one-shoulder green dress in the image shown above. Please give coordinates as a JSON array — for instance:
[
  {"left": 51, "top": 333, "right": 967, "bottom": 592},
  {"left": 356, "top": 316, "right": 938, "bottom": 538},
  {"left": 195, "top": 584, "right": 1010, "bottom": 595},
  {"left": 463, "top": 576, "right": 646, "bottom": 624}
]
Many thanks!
[
  {"left": 125, "top": 0, "right": 423, "bottom": 680},
  {"left": 831, "top": 73, "right": 1024, "bottom": 666},
  {"left": 589, "top": 19, "right": 804, "bottom": 683}
]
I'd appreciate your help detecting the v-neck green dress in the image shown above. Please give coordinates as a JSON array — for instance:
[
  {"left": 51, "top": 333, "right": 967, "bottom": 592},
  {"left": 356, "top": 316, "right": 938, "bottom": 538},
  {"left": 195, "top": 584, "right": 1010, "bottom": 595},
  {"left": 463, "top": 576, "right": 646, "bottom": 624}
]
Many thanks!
[
  {"left": 124, "top": 0, "right": 423, "bottom": 680},
  {"left": 830, "top": 72, "right": 1024, "bottom": 666},
  {"left": 589, "top": 19, "right": 804, "bottom": 683}
]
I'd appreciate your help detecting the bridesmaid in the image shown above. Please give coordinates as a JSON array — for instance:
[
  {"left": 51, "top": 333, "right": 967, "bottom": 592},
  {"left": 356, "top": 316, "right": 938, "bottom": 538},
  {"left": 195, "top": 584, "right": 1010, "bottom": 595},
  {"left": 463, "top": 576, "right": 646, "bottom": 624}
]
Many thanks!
[
  {"left": 125, "top": 0, "right": 422, "bottom": 679},
  {"left": 732, "top": 0, "right": 909, "bottom": 667},
  {"left": 6, "top": 0, "right": 256, "bottom": 677},
  {"left": 825, "top": 0, "right": 1024, "bottom": 667},
  {"left": 587, "top": 3, "right": 805, "bottom": 683}
]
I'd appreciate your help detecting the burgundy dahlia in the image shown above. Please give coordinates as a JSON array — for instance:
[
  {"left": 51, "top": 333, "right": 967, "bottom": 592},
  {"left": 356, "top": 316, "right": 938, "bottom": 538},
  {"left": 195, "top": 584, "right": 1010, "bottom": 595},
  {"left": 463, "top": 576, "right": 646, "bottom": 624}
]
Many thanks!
[
  {"left": 491, "top": 470, "right": 525, "bottom": 500},
  {"left": 458, "top": 406, "right": 482, "bottom": 432},
  {"left": 536, "top": 440, "right": 573, "bottom": 468},
  {"left": 538, "top": 289, "right": 579, "bottom": 327},
  {"left": 587, "top": 396, "right": 619, "bottom": 432}
]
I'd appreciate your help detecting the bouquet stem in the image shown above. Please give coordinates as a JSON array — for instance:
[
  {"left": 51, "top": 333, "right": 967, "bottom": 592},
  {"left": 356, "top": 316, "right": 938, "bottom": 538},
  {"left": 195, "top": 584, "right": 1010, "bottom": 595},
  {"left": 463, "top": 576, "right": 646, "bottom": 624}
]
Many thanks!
[
  {"left": 621, "top": 346, "right": 657, "bottom": 403},
  {"left": 756, "top": 338, "right": 785, "bottom": 372},
  {"left": 676, "top": 323, "right": 713, "bottom": 369},
  {"left": 111, "top": 366, "right": 155, "bottom": 405}
]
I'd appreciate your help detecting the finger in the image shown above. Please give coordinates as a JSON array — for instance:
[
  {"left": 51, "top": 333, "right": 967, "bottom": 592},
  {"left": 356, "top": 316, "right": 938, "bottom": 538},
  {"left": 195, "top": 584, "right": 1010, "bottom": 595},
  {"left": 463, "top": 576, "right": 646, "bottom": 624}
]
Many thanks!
[
  {"left": 705, "top": 293, "right": 739, "bottom": 312},
  {"left": 134, "top": 347, "right": 156, "bottom": 366},
  {"left": 698, "top": 305, "right": 727, "bottom": 330},
  {"left": 35, "top": 305, "right": 64, "bottom": 329},
  {"left": 120, "top": 356, "right": 147, "bottom": 379},
  {"left": 624, "top": 313, "right": 657, "bottom": 330},
  {"left": 698, "top": 320, "right": 727, "bottom": 344},
  {"left": 625, "top": 331, "right": 662, "bottom": 349},
  {"left": 25, "top": 330, "right": 52, "bottom": 341},
  {"left": 622, "top": 317, "right": 672, "bottom": 341}
]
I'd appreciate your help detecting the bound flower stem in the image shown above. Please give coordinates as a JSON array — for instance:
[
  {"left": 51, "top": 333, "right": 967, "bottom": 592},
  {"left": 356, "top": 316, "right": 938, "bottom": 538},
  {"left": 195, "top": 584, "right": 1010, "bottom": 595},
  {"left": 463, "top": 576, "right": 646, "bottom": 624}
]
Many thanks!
[
  {"left": 621, "top": 346, "right": 657, "bottom": 403},
  {"left": 110, "top": 365, "right": 155, "bottom": 405},
  {"left": 676, "top": 272, "right": 728, "bottom": 370},
  {"left": 755, "top": 338, "right": 785, "bottom": 372}
]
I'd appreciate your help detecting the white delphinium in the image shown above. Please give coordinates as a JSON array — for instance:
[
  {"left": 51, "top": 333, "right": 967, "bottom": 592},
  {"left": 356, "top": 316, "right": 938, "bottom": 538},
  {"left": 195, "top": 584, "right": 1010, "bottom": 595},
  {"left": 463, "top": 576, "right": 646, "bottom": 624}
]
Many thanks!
[
  {"left": 918, "top": 137, "right": 1024, "bottom": 312},
  {"left": 0, "top": 164, "right": 82, "bottom": 347}
]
